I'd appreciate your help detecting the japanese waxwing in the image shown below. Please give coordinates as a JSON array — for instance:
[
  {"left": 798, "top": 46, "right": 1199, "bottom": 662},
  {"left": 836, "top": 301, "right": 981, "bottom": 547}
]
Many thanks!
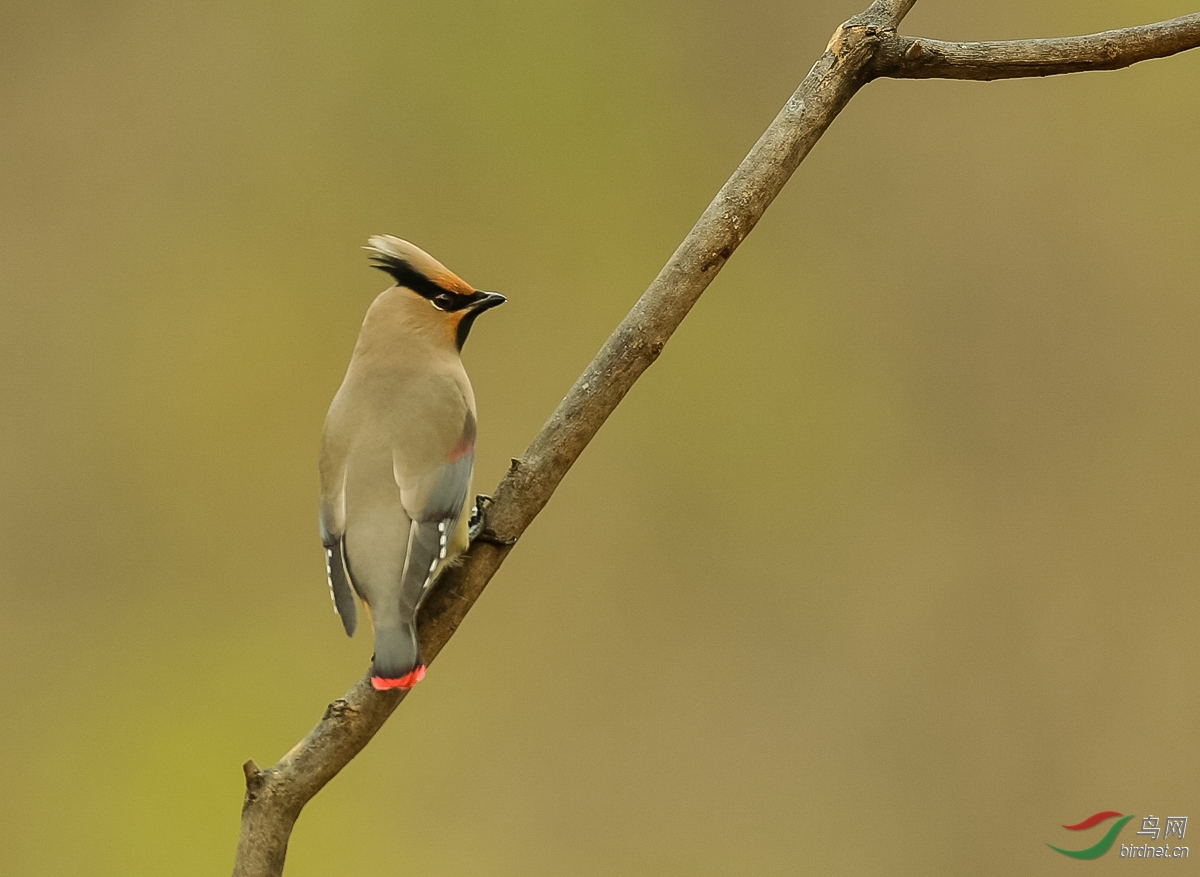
[{"left": 319, "top": 236, "right": 505, "bottom": 691}]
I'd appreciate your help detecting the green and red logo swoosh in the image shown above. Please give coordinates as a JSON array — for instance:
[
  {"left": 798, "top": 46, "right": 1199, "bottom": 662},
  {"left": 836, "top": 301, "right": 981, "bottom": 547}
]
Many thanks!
[{"left": 1048, "top": 811, "right": 1136, "bottom": 859}]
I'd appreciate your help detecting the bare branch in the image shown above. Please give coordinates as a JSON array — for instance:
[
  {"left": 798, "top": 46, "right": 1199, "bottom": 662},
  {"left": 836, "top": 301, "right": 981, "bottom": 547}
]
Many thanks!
[
  {"left": 874, "top": 13, "right": 1200, "bottom": 81},
  {"left": 231, "top": 4, "right": 1200, "bottom": 875},
  {"left": 230, "top": 8, "right": 905, "bottom": 876},
  {"left": 851, "top": 0, "right": 918, "bottom": 29}
]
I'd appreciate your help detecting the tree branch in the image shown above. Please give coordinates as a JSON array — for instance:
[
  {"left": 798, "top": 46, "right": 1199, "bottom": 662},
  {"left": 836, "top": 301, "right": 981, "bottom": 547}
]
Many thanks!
[
  {"left": 232, "top": 3, "right": 1200, "bottom": 874},
  {"left": 873, "top": 13, "right": 1200, "bottom": 81}
]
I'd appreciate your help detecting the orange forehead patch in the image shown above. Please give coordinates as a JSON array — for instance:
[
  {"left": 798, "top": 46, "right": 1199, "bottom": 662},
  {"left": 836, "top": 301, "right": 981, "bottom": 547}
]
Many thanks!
[{"left": 427, "top": 267, "right": 474, "bottom": 296}]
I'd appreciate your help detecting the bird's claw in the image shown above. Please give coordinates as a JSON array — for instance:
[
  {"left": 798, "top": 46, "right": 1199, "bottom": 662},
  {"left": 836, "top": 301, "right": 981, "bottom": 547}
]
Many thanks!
[
  {"left": 469, "top": 494, "right": 517, "bottom": 547},
  {"left": 468, "top": 494, "right": 492, "bottom": 534}
]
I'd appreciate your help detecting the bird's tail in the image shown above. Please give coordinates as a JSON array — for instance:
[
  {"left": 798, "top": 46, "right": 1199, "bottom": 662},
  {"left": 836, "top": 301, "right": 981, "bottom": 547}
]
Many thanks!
[{"left": 370, "top": 620, "right": 425, "bottom": 691}]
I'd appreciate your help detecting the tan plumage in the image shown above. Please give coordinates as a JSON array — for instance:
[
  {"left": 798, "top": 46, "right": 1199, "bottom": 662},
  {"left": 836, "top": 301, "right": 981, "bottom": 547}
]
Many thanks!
[{"left": 319, "top": 236, "right": 504, "bottom": 690}]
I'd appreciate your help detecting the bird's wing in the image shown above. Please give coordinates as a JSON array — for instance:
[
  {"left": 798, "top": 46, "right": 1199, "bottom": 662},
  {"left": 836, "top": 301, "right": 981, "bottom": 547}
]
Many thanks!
[
  {"left": 318, "top": 426, "right": 358, "bottom": 637},
  {"left": 394, "top": 410, "right": 475, "bottom": 597},
  {"left": 322, "top": 536, "right": 358, "bottom": 637}
]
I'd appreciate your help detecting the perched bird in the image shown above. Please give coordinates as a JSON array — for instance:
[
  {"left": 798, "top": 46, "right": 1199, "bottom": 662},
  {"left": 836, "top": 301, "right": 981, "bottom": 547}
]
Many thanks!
[{"left": 319, "top": 236, "right": 505, "bottom": 691}]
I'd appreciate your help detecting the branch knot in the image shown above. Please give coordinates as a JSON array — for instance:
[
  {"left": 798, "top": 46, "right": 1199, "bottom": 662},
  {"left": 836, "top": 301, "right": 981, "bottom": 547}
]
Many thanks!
[
  {"left": 242, "top": 760, "right": 267, "bottom": 795},
  {"left": 321, "top": 699, "right": 358, "bottom": 722}
]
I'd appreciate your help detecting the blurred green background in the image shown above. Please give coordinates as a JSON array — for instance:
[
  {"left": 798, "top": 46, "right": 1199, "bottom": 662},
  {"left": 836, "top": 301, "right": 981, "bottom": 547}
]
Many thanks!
[{"left": 2, "top": 1, "right": 1198, "bottom": 874}]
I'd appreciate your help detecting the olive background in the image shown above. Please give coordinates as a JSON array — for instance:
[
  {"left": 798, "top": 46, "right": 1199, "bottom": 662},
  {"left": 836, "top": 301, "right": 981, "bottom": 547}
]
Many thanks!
[{"left": 1, "top": 1, "right": 1197, "bottom": 874}]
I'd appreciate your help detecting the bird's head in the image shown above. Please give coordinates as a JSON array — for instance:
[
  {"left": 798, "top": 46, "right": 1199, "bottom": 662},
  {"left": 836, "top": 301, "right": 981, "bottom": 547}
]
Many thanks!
[{"left": 365, "top": 235, "right": 506, "bottom": 350}]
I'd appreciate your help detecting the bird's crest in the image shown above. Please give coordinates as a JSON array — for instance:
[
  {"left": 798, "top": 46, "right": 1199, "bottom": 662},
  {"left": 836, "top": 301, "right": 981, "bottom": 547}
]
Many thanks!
[{"left": 365, "top": 235, "right": 475, "bottom": 297}]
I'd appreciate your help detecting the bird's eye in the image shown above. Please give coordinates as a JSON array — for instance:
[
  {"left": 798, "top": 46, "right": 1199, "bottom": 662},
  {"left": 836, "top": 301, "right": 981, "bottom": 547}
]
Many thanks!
[{"left": 433, "top": 293, "right": 456, "bottom": 311}]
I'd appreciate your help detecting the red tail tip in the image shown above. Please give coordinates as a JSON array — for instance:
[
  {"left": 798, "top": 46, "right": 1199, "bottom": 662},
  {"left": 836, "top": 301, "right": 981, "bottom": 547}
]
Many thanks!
[{"left": 371, "top": 666, "right": 426, "bottom": 691}]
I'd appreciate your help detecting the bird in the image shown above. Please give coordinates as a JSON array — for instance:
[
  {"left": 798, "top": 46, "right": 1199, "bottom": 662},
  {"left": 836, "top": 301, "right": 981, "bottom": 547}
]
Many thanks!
[{"left": 318, "top": 235, "right": 505, "bottom": 691}]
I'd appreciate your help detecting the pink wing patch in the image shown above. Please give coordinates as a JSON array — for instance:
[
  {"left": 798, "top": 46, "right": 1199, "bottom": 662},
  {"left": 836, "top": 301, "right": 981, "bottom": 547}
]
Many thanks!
[{"left": 447, "top": 412, "right": 476, "bottom": 463}]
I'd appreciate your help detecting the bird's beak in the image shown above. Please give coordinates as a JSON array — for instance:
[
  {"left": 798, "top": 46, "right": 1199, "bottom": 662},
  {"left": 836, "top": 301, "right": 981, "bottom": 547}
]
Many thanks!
[{"left": 470, "top": 291, "right": 506, "bottom": 313}]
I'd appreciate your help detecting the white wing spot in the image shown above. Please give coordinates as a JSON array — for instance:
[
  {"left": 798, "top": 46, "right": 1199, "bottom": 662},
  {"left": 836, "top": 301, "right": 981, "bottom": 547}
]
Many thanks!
[{"left": 325, "top": 549, "right": 338, "bottom": 612}]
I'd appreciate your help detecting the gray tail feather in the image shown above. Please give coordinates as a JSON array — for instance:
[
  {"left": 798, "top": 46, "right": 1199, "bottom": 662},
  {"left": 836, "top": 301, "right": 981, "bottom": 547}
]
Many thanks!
[
  {"left": 369, "top": 520, "right": 449, "bottom": 681},
  {"left": 371, "top": 620, "right": 423, "bottom": 680}
]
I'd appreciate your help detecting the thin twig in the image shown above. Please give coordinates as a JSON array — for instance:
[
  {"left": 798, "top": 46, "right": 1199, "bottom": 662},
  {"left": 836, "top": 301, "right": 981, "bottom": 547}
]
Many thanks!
[
  {"left": 873, "top": 13, "right": 1200, "bottom": 80},
  {"left": 231, "top": 3, "right": 1200, "bottom": 874}
]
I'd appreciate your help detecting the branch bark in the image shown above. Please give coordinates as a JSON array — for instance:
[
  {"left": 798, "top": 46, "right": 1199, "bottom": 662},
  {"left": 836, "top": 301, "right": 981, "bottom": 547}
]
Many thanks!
[
  {"left": 232, "top": 3, "right": 1200, "bottom": 874},
  {"left": 873, "top": 13, "right": 1200, "bottom": 80}
]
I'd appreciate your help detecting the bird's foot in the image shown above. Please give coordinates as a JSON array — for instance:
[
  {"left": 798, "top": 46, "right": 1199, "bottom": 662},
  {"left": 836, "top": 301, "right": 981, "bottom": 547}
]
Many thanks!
[
  {"left": 467, "top": 494, "right": 491, "bottom": 537},
  {"left": 469, "top": 494, "right": 517, "bottom": 547}
]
